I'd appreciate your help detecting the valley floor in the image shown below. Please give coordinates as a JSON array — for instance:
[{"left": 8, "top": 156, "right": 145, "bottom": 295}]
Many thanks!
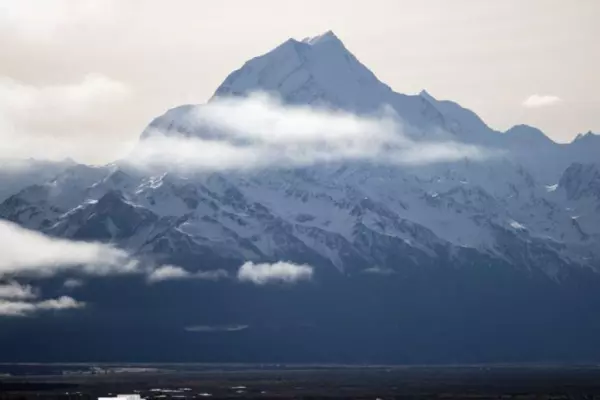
[{"left": 2, "top": 364, "right": 600, "bottom": 399}]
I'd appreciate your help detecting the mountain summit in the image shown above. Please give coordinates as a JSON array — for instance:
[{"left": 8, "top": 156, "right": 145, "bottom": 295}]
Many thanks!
[
  {"left": 301, "top": 30, "right": 341, "bottom": 45},
  {"left": 213, "top": 30, "right": 393, "bottom": 112},
  {"left": 156, "top": 32, "right": 498, "bottom": 141}
]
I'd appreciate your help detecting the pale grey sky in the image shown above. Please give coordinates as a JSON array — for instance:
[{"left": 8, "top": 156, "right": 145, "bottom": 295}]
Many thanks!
[{"left": 0, "top": 0, "right": 598, "bottom": 163}]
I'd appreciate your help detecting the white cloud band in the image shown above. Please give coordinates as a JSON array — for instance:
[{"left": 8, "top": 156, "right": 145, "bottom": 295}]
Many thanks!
[
  {"left": 130, "top": 93, "right": 494, "bottom": 172},
  {"left": 0, "top": 219, "right": 138, "bottom": 278},
  {"left": 522, "top": 94, "right": 562, "bottom": 108},
  {"left": 237, "top": 261, "right": 313, "bottom": 285},
  {"left": 0, "top": 296, "right": 84, "bottom": 317},
  {"left": 147, "top": 265, "right": 228, "bottom": 283},
  {"left": 0, "top": 281, "right": 37, "bottom": 300}
]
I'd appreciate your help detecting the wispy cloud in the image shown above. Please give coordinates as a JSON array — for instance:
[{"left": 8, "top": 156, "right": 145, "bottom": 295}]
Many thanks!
[
  {"left": 0, "top": 279, "right": 84, "bottom": 317},
  {"left": 0, "top": 281, "right": 37, "bottom": 300},
  {"left": 0, "top": 295, "right": 84, "bottom": 317},
  {"left": 237, "top": 261, "right": 313, "bottom": 285},
  {"left": 129, "top": 93, "right": 494, "bottom": 172},
  {"left": 363, "top": 266, "right": 395, "bottom": 275},
  {"left": 0, "top": 89, "right": 493, "bottom": 168},
  {"left": 0, "top": 219, "right": 138, "bottom": 279},
  {"left": 522, "top": 94, "right": 562, "bottom": 108},
  {"left": 147, "top": 265, "right": 228, "bottom": 283},
  {"left": 63, "top": 278, "right": 84, "bottom": 289},
  {"left": 184, "top": 324, "right": 249, "bottom": 333}
]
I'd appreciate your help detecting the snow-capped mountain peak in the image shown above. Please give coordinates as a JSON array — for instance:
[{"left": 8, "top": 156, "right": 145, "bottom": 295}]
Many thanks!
[
  {"left": 418, "top": 89, "right": 435, "bottom": 101},
  {"left": 301, "top": 30, "right": 341, "bottom": 46},
  {"left": 213, "top": 30, "right": 391, "bottom": 111}
]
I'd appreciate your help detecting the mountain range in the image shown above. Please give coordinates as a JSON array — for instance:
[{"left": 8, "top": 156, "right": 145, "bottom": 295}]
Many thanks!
[{"left": 1, "top": 31, "right": 599, "bottom": 363}]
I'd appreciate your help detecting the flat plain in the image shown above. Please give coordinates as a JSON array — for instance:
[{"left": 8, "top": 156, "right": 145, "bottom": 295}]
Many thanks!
[{"left": 2, "top": 364, "right": 600, "bottom": 399}]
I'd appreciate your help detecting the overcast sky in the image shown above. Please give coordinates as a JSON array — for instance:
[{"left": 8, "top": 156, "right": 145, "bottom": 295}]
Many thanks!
[{"left": 0, "top": 0, "right": 598, "bottom": 163}]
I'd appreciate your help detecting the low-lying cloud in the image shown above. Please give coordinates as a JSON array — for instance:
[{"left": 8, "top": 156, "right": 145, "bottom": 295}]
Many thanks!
[
  {"left": 0, "top": 281, "right": 37, "bottom": 300},
  {"left": 0, "top": 220, "right": 239, "bottom": 316},
  {"left": 237, "top": 261, "right": 313, "bottom": 285},
  {"left": 63, "top": 278, "right": 84, "bottom": 289},
  {"left": 0, "top": 295, "right": 84, "bottom": 317},
  {"left": 0, "top": 89, "right": 494, "bottom": 169},
  {"left": 184, "top": 324, "right": 249, "bottom": 333},
  {"left": 0, "top": 278, "right": 84, "bottom": 317},
  {"left": 0, "top": 219, "right": 236, "bottom": 289},
  {"left": 149, "top": 260, "right": 316, "bottom": 285},
  {"left": 147, "top": 265, "right": 228, "bottom": 283},
  {"left": 129, "top": 93, "right": 494, "bottom": 172},
  {"left": 522, "top": 94, "right": 562, "bottom": 108},
  {"left": 363, "top": 266, "right": 395, "bottom": 275},
  {"left": 0, "top": 219, "right": 138, "bottom": 278}
]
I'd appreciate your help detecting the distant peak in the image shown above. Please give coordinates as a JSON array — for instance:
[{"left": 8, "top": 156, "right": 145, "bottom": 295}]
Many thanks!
[
  {"left": 419, "top": 89, "right": 436, "bottom": 101},
  {"left": 212, "top": 29, "right": 389, "bottom": 109},
  {"left": 573, "top": 131, "right": 598, "bottom": 143},
  {"left": 302, "top": 30, "right": 342, "bottom": 46},
  {"left": 504, "top": 124, "right": 555, "bottom": 144},
  {"left": 506, "top": 124, "right": 544, "bottom": 134}
]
